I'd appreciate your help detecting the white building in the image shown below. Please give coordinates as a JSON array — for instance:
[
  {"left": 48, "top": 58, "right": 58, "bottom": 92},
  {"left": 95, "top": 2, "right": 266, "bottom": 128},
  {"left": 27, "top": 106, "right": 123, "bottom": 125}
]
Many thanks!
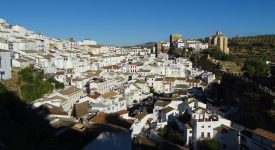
[
  {"left": 56, "top": 86, "right": 84, "bottom": 113},
  {"left": 63, "top": 38, "right": 79, "bottom": 50},
  {"left": 78, "top": 39, "right": 97, "bottom": 46},
  {"left": 0, "top": 49, "right": 11, "bottom": 80},
  {"left": 0, "top": 38, "right": 9, "bottom": 50},
  {"left": 88, "top": 90, "right": 127, "bottom": 114},
  {"left": 12, "top": 58, "right": 29, "bottom": 69},
  {"left": 89, "top": 78, "right": 116, "bottom": 94}
]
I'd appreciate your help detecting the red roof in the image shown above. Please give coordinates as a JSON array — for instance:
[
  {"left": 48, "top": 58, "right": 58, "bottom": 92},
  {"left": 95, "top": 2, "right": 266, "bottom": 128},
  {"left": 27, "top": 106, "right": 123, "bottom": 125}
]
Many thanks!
[
  {"left": 44, "top": 104, "right": 68, "bottom": 116},
  {"left": 114, "top": 110, "right": 129, "bottom": 115},
  {"left": 90, "top": 112, "right": 108, "bottom": 124},
  {"left": 254, "top": 128, "right": 275, "bottom": 142},
  {"left": 89, "top": 112, "right": 134, "bottom": 128},
  {"left": 87, "top": 91, "right": 101, "bottom": 99},
  {"left": 164, "top": 77, "right": 176, "bottom": 82}
]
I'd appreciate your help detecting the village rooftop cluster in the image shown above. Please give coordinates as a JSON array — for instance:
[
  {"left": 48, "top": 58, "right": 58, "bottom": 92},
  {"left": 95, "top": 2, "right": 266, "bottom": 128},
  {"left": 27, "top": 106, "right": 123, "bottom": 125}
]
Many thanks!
[{"left": 0, "top": 18, "right": 274, "bottom": 150}]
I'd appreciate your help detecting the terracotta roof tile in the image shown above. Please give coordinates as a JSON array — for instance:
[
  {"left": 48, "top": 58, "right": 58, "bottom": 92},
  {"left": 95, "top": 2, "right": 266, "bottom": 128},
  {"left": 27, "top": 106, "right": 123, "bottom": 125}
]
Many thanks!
[
  {"left": 89, "top": 112, "right": 107, "bottom": 124},
  {"left": 176, "top": 77, "right": 186, "bottom": 81},
  {"left": 74, "top": 101, "right": 89, "bottom": 119},
  {"left": 44, "top": 104, "right": 68, "bottom": 116},
  {"left": 254, "top": 128, "right": 275, "bottom": 142},
  {"left": 187, "top": 78, "right": 200, "bottom": 83},
  {"left": 87, "top": 91, "right": 101, "bottom": 99},
  {"left": 135, "top": 108, "right": 148, "bottom": 121},
  {"left": 56, "top": 71, "right": 65, "bottom": 75},
  {"left": 114, "top": 110, "right": 129, "bottom": 115},
  {"left": 101, "top": 91, "right": 117, "bottom": 99},
  {"left": 161, "top": 106, "right": 174, "bottom": 113},
  {"left": 164, "top": 77, "right": 176, "bottom": 82},
  {"left": 154, "top": 100, "right": 171, "bottom": 107},
  {"left": 155, "top": 78, "right": 163, "bottom": 81},
  {"left": 102, "top": 65, "right": 121, "bottom": 70},
  {"left": 59, "top": 86, "right": 81, "bottom": 96}
]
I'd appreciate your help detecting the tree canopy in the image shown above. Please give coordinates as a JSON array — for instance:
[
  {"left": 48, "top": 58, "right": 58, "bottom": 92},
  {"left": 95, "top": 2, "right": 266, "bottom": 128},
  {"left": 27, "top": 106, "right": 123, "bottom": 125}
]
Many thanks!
[
  {"left": 200, "top": 139, "right": 219, "bottom": 150},
  {"left": 18, "top": 68, "right": 64, "bottom": 103},
  {"left": 202, "top": 48, "right": 236, "bottom": 61},
  {"left": 18, "top": 67, "right": 33, "bottom": 83},
  {"left": 242, "top": 57, "right": 270, "bottom": 77}
]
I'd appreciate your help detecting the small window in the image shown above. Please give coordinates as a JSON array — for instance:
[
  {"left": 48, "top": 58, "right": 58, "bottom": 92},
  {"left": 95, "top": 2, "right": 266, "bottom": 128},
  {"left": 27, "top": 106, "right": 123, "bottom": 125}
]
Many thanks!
[{"left": 201, "top": 132, "right": 204, "bottom": 138}]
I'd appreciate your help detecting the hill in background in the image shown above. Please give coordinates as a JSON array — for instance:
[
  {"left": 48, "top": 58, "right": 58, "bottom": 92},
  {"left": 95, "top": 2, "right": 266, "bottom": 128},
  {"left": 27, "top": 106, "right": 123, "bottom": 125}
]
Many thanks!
[
  {"left": 229, "top": 34, "right": 275, "bottom": 62},
  {"left": 135, "top": 42, "right": 156, "bottom": 49}
]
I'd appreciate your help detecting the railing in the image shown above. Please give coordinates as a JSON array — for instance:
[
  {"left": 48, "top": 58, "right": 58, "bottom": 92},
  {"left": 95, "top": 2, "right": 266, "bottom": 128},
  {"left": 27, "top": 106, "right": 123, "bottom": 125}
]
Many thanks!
[{"left": 197, "top": 118, "right": 218, "bottom": 122}]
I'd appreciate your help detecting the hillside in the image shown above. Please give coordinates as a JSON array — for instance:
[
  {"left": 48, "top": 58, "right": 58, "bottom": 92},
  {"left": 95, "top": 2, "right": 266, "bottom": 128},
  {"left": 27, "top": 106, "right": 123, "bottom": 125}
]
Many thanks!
[
  {"left": 4, "top": 68, "right": 64, "bottom": 103},
  {"left": 135, "top": 42, "right": 156, "bottom": 48},
  {"left": 219, "top": 75, "right": 275, "bottom": 132},
  {"left": 0, "top": 83, "right": 101, "bottom": 150},
  {"left": 229, "top": 35, "right": 275, "bottom": 62}
]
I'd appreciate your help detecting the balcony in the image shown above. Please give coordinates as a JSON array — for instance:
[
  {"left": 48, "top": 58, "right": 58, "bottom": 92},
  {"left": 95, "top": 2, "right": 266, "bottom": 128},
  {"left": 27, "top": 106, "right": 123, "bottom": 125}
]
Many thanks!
[
  {"left": 197, "top": 116, "right": 219, "bottom": 122},
  {"left": 197, "top": 118, "right": 218, "bottom": 122}
]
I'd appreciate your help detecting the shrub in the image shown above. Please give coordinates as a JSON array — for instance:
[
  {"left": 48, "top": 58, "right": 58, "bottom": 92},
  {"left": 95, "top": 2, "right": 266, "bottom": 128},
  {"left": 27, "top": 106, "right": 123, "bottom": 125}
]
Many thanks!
[
  {"left": 242, "top": 57, "right": 270, "bottom": 77},
  {"left": 203, "top": 48, "right": 236, "bottom": 61},
  {"left": 47, "top": 77, "right": 64, "bottom": 89},
  {"left": 18, "top": 68, "right": 60, "bottom": 102},
  {"left": 18, "top": 68, "right": 33, "bottom": 83},
  {"left": 200, "top": 139, "right": 219, "bottom": 150}
]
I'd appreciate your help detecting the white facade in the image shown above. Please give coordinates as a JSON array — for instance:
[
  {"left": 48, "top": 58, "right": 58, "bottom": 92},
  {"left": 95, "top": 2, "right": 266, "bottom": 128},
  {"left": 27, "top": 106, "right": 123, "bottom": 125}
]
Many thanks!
[
  {"left": 12, "top": 58, "right": 29, "bottom": 68},
  {"left": 57, "top": 86, "right": 84, "bottom": 113},
  {"left": 0, "top": 39, "right": 9, "bottom": 50},
  {"left": 78, "top": 39, "right": 97, "bottom": 46},
  {"left": 0, "top": 49, "right": 11, "bottom": 80}
]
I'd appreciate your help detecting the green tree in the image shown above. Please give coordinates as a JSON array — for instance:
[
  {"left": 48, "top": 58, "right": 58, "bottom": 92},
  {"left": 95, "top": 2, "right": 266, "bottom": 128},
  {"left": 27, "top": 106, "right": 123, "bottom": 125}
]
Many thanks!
[
  {"left": 243, "top": 64, "right": 256, "bottom": 77},
  {"left": 18, "top": 67, "right": 33, "bottom": 83},
  {"left": 0, "top": 82, "right": 7, "bottom": 93},
  {"left": 157, "top": 127, "right": 167, "bottom": 137},
  {"left": 271, "top": 66, "right": 275, "bottom": 79},
  {"left": 149, "top": 87, "right": 155, "bottom": 93},
  {"left": 34, "top": 70, "right": 44, "bottom": 81},
  {"left": 18, "top": 68, "right": 56, "bottom": 102},
  {"left": 200, "top": 139, "right": 219, "bottom": 150},
  {"left": 47, "top": 77, "right": 64, "bottom": 89},
  {"left": 203, "top": 48, "right": 235, "bottom": 61},
  {"left": 157, "top": 125, "right": 186, "bottom": 145},
  {"left": 242, "top": 58, "right": 270, "bottom": 77}
]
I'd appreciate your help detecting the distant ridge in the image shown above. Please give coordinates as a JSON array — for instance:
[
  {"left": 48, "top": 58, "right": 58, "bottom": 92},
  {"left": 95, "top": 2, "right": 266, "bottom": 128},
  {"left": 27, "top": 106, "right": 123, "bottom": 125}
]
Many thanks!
[
  {"left": 135, "top": 42, "right": 156, "bottom": 48},
  {"left": 229, "top": 34, "right": 275, "bottom": 61},
  {"left": 229, "top": 34, "right": 275, "bottom": 45}
]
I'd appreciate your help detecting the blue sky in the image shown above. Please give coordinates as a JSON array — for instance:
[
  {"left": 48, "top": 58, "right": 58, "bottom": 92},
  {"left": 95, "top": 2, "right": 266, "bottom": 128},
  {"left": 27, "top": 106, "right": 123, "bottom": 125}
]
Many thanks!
[{"left": 0, "top": 0, "right": 275, "bottom": 45}]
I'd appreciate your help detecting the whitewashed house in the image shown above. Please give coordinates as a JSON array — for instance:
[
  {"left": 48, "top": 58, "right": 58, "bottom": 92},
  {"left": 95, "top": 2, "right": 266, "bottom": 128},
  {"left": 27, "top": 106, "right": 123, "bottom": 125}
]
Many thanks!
[
  {"left": 159, "top": 106, "right": 179, "bottom": 123},
  {"left": 100, "top": 91, "right": 127, "bottom": 113},
  {"left": 54, "top": 86, "right": 84, "bottom": 113},
  {"left": 12, "top": 58, "right": 29, "bottom": 69},
  {"left": 0, "top": 49, "right": 11, "bottom": 79}
]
